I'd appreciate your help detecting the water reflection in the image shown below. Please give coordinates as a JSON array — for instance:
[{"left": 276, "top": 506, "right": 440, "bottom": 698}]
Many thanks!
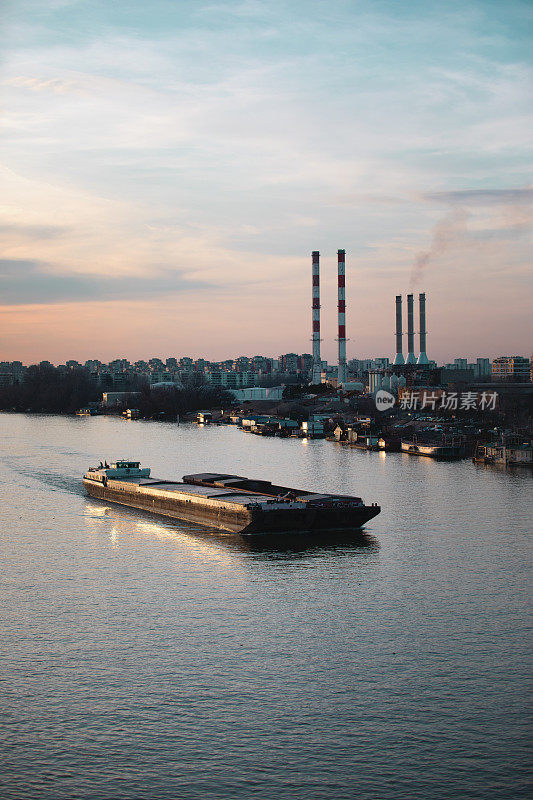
[
  {"left": 84, "top": 502, "right": 112, "bottom": 517},
  {"left": 3, "top": 413, "right": 530, "bottom": 800},
  {"left": 83, "top": 498, "right": 379, "bottom": 559},
  {"left": 238, "top": 531, "right": 378, "bottom": 557},
  {"left": 472, "top": 460, "right": 533, "bottom": 478}
]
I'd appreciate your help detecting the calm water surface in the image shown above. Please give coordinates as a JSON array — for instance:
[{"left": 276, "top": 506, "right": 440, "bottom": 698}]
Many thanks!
[{"left": 0, "top": 413, "right": 531, "bottom": 799}]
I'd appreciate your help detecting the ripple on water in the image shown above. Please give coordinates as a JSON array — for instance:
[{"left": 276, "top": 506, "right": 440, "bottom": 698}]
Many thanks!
[{"left": 0, "top": 413, "right": 531, "bottom": 800}]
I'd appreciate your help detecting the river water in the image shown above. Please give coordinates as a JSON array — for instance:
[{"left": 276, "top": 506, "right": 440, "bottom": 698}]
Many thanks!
[{"left": 0, "top": 413, "right": 531, "bottom": 800}]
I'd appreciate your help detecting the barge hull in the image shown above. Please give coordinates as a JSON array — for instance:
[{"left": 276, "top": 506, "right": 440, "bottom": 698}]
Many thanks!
[
  {"left": 84, "top": 479, "right": 251, "bottom": 533},
  {"left": 83, "top": 479, "right": 380, "bottom": 535}
]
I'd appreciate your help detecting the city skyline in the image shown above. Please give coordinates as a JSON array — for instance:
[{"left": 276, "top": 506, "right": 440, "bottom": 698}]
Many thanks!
[
  {"left": 2, "top": 351, "right": 527, "bottom": 375},
  {"left": 1, "top": 0, "right": 532, "bottom": 363}
]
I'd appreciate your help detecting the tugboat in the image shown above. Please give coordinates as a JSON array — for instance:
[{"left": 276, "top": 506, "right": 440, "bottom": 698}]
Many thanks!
[
  {"left": 86, "top": 460, "right": 151, "bottom": 481},
  {"left": 83, "top": 463, "right": 381, "bottom": 536}
]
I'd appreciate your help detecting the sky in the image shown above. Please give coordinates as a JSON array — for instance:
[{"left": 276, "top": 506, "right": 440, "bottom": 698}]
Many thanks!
[{"left": 1, "top": 0, "right": 532, "bottom": 365}]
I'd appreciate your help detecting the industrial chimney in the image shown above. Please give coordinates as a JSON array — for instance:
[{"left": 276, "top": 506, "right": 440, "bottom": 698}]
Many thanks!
[
  {"left": 393, "top": 295, "right": 405, "bottom": 365},
  {"left": 311, "top": 251, "right": 322, "bottom": 384},
  {"left": 417, "top": 292, "right": 429, "bottom": 365},
  {"left": 337, "top": 249, "right": 347, "bottom": 385},
  {"left": 405, "top": 293, "right": 416, "bottom": 364}
]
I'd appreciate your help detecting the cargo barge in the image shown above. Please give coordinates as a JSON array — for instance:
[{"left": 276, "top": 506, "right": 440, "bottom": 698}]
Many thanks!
[{"left": 83, "top": 461, "right": 381, "bottom": 535}]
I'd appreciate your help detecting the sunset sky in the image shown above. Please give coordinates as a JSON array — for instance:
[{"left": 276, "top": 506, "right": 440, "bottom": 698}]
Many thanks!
[{"left": 1, "top": 0, "right": 532, "bottom": 365}]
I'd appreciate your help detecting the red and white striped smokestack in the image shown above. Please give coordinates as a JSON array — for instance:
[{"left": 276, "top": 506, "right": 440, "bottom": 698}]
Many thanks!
[
  {"left": 406, "top": 293, "right": 416, "bottom": 364},
  {"left": 311, "top": 251, "right": 322, "bottom": 383},
  {"left": 417, "top": 292, "right": 429, "bottom": 365},
  {"left": 393, "top": 295, "right": 405, "bottom": 365},
  {"left": 337, "top": 249, "right": 347, "bottom": 385}
]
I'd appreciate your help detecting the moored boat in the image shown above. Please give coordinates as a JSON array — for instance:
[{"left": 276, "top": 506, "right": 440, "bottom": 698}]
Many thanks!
[
  {"left": 83, "top": 462, "right": 381, "bottom": 536},
  {"left": 473, "top": 440, "right": 533, "bottom": 466},
  {"left": 401, "top": 434, "right": 465, "bottom": 460}
]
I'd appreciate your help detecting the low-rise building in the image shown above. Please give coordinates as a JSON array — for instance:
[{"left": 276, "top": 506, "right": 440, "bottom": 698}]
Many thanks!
[{"left": 230, "top": 386, "right": 285, "bottom": 402}]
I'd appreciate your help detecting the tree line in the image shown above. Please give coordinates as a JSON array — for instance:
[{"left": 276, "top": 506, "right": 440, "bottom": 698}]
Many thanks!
[{"left": 0, "top": 365, "right": 232, "bottom": 416}]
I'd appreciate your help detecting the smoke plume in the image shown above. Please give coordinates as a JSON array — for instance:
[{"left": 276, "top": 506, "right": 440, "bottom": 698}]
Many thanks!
[{"left": 411, "top": 208, "right": 470, "bottom": 286}]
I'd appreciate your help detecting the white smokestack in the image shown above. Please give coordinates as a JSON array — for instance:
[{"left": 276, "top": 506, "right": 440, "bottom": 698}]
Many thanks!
[
  {"left": 417, "top": 292, "right": 429, "bottom": 365},
  {"left": 393, "top": 295, "right": 405, "bottom": 365},
  {"left": 406, "top": 293, "right": 416, "bottom": 364}
]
